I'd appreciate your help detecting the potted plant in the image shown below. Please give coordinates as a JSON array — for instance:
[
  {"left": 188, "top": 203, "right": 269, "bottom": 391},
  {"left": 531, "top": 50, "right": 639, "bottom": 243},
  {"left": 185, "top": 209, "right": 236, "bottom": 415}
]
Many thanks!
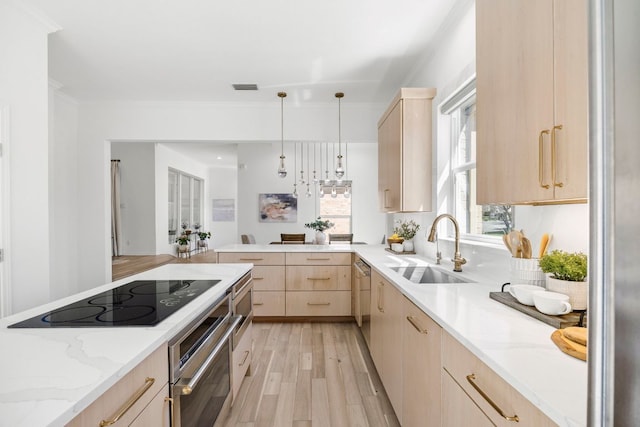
[
  {"left": 393, "top": 219, "right": 420, "bottom": 252},
  {"left": 304, "top": 217, "right": 335, "bottom": 244},
  {"left": 539, "top": 250, "right": 588, "bottom": 310},
  {"left": 197, "top": 231, "right": 211, "bottom": 248},
  {"left": 176, "top": 234, "right": 190, "bottom": 253}
]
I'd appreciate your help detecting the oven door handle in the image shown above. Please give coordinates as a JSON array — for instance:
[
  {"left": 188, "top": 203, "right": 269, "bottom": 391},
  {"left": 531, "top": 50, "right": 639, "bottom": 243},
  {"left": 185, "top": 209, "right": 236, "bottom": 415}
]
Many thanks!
[{"left": 175, "top": 315, "right": 242, "bottom": 396}]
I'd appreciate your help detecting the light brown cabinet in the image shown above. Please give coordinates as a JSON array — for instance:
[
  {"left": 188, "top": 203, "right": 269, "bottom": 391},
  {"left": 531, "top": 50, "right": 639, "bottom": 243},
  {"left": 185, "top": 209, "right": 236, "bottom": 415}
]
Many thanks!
[
  {"left": 402, "top": 297, "right": 441, "bottom": 427},
  {"left": 218, "top": 252, "right": 286, "bottom": 316},
  {"left": 377, "top": 87, "right": 436, "bottom": 212},
  {"left": 476, "top": 0, "right": 588, "bottom": 205},
  {"left": 232, "top": 322, "right": 253, "bottom": 401},
  {"left": 441, "top": 331, "right": 557, "bottom": 426},
  {"left": 441, "top": 369, "right": 495, "bottom": 427},
  {"left": 370, "top": 269, "right": 404, "bottom": 423},
  {"left": 66, "top": 344, "right": 169, "bottom": 427}
]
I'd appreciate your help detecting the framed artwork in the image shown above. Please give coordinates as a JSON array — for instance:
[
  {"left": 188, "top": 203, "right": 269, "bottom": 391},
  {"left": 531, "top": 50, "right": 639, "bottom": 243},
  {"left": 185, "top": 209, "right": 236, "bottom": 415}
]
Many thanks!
[
  {"left": 258, "top": 193, "right": 297, "bottom": 223},
  {"left": 212, "top": 198, "right": 235, "bottom": 221}
]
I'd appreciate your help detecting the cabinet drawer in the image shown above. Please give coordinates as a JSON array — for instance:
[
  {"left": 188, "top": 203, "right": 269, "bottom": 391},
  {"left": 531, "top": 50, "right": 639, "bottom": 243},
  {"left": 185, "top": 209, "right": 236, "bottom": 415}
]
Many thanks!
[
  {"left": 285, "top": 252, "right": 351, "bottom": 266},
  {"left": 442, "top": 332, "right": 556, "bottom": 426},
  {"left": 232, "top": 322, "right": 252, "bottom": 401},
  {"left": 253, "top": 291, "right": 285, "bottom": 317},
  {"left": 129, "top": 386, "right": 171, "bottom": 427},
  {"left": 219, "top": 252, "right": 285, "bottom": 265},
  {"left": 285, "top": 291, "right": 351, "bottom": 316},
  {"left": 285, "top": 266, "right": 351, "bottom": 291},
  {"left": 251, "top": 266, "right": 285, "bottom": 291},
  {"left": 66, "top": 344, "right": 168, "bottom": 427}
]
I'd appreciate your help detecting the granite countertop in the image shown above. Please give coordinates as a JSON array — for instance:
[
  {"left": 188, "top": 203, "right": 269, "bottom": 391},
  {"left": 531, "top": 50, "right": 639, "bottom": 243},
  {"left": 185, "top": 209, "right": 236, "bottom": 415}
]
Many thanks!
[
  {"left": 0, "top": 263, "right": 252, "bottom": 427},
  {"left": 353, "top": 245, "right": 586, "bottom": 427}
]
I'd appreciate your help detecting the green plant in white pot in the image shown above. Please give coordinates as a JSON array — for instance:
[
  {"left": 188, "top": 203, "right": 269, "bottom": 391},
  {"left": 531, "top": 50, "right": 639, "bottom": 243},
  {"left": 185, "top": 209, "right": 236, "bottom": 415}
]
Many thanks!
[
  {"left": 539, "top": 250, "right": 588, "bottom": 310},
  {"left": 394, "top": 219, "right": 420, "bottom": 252}
]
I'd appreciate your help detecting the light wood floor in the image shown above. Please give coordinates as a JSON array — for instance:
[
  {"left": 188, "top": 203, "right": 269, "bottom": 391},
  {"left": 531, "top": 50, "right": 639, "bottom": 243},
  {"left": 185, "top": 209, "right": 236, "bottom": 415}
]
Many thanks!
[
  {"left": 219, "top": 322, "right": 400, "bottom": 427},
  {"left": 112, "top": 250, "right": 218, "bottom": 281}
]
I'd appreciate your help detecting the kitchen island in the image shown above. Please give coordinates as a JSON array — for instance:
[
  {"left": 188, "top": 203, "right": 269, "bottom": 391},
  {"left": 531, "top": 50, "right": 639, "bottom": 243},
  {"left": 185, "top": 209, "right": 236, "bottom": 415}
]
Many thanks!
[
  {"left": 0, "top": 263, "right": 252, "bottom": 427},
  {"left": 219, "top": 243, "right": 587, "bottom": 426}
]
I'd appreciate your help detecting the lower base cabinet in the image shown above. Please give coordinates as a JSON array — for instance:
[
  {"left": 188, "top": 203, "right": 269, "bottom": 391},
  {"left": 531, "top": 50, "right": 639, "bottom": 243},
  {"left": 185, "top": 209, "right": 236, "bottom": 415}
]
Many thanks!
[
  {"left": 66, "top": 344, "right": 169, "bottom": 427},
  {"left": 232, "top": 322, "right": 253, "bottom": 401},
  {"left": 402, "top": 297, "right": 441, "bottom": 427},
  {"left": 442, "top": 331, "right": 557, "bottom": 426},
  {"left": 442, "top": 369, "right": 494, "bottom": 427}
]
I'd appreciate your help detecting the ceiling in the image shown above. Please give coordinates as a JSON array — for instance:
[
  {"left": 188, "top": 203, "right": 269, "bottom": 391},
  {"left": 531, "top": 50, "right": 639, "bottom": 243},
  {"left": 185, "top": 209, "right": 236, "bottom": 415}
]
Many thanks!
[{"left": 25, "top": 0, "right": 460, "bottom": 164}]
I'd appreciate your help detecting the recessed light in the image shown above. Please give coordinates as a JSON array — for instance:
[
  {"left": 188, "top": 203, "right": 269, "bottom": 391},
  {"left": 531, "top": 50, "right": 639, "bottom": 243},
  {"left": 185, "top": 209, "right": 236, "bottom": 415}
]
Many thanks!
[
  {"left": 217, "top": 156, "right": 222, "bottom": 160},
  {"left": 232, "top": 84, "right": 258, "bottom": 91}
]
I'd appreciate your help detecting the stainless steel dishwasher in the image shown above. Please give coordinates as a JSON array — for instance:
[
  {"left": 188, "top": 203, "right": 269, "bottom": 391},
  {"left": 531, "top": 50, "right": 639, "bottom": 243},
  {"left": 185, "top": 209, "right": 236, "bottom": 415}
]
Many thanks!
[{"left": 353, "top": 257, "right": 371, "bottom": 348}]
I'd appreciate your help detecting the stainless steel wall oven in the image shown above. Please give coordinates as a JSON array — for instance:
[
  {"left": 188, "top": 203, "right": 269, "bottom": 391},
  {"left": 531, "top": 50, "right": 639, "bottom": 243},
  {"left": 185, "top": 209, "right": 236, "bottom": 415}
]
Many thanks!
[{"left": 168, "top": 291, "right": 241, "bottom": 427}]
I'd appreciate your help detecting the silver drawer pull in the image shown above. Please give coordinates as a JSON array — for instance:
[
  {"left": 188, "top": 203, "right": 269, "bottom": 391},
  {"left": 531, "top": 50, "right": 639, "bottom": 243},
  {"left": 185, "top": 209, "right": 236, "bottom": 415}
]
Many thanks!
[
  {"left": 239, "top": 350, "right": 250, "bottom": 367},
  {"left": 466, "top": 374, "right": 519, "bottom": 422},
  {"left": 307, "top": 277, "right": 330, "bottom": 281},
  {"left": 307, "top": 302, "right": 331, "bottom": 306},
  {"left": 100, "top": 377, "right": 155, "bottom": 426},
  {"left": 406, "top": 316, "right": 428, "bottom": 334}
]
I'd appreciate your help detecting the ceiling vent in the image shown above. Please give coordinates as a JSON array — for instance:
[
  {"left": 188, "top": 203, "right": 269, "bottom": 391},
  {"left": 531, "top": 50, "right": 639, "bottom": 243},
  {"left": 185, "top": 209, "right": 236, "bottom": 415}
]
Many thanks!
[{"left": 232, "top": 84, "right": 258, "bottom": 91}]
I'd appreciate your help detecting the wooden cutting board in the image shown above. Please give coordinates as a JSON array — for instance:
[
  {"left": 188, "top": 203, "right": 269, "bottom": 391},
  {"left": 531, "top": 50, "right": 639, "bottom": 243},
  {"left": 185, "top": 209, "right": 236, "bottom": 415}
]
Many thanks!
[
  {"left": 551, "top": 329, "right": 587, "bottom": 361},
  {"left": 563, "top": 326, "right": 588, "bottom": 346}
]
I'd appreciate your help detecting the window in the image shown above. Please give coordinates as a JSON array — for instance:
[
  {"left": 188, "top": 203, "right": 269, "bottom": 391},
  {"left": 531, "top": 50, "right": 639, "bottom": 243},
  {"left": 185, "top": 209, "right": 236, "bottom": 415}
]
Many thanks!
[
  {"left": 168, "top": 169, "right": 204, "bottom": 243},
  {"left": 443, "top": 78, "right": 513, "bottom": 239},
  {"left": 319, "top": 182, "right": 352, "bottom": 233}
]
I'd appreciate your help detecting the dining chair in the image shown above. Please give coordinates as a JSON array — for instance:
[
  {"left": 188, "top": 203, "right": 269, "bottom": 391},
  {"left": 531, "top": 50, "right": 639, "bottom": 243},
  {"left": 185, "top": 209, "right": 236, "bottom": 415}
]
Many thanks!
[
  {"left": 280, "top": 233, "right": 306, "bottom": 244},
  {"left": 329, "top": 233, "right": 353, "bottom": 244},
  {"left": 241, "top": 234, "right": 256, "bottom": 244}
]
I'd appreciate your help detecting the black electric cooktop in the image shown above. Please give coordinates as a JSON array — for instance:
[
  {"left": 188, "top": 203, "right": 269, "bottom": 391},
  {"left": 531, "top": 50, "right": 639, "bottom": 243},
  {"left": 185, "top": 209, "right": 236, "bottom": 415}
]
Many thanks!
[{"left": 8, "top": 279, "right": 221, "bottom": 328}]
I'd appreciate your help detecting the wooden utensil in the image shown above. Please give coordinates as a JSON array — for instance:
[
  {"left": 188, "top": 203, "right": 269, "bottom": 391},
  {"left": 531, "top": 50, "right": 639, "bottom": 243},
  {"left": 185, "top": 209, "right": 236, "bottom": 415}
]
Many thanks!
[
  {"left": 502, "top": 234, "right": 513, "bottom": 253},
  {"left": 563, "top": 326, "right": 588, "bottom": 346},
  {"left": 521, "top": 237, "right": 532, "bottom": 259},
  {"left": 539, "top": 233, "right": 551, "bottom": 258},
  {"left": 551, "top": 329, "right": 587, "bottom": 361},
  {"left": 509, "top": 231, "right": 522, "bottom": 258}
]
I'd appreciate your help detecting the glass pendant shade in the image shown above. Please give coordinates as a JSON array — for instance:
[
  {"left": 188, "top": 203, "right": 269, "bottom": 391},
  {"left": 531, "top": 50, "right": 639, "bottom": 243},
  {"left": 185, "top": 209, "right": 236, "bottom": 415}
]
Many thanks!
[
  {"left": 344, "top": 184, "right": 351, "bottom": 198},
  {"left": 331, "top": 184, "right": 338, "bottom": 198},
  {"left": 277, "top": 92, "right": 287, "bottom": 178}
]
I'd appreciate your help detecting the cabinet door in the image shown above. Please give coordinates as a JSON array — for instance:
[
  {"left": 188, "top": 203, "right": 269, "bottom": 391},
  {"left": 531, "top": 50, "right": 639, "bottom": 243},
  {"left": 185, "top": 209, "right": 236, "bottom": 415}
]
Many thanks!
[
  {"left": 476, "top": 0, "right": 555, "bottom": 204},
  {"left": 441, "top": 370, "right": 494, "bottom": 427},
  {"left": 369, "top": 270, "right": 385, "bottom": 369},
  {"left": 552, "top": 0, "right": 588, "bottom": 201},
  {"left": 285, "top": 266, "right": 351, "bottom": 291},
  {"left": 402, "top": 298, "right": 441, "bottom": 427},
  {"left": 129, "top": 387, "right": 171, "bottom": 427},
  {"left": 378, "top": 100, "right": 402, "bottom": 212},
  {"left": 381, "top": 281, "right": 403, "bottom": 423}
]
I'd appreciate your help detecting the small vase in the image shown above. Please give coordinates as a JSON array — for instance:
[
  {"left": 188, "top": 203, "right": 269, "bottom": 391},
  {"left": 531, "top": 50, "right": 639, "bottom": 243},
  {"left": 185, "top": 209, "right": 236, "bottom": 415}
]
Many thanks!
[
  {"left": 315, "top": 231, "right": 327, "bottom": 245},
  {"left": 546, "top": 276, "right": 588, "bottom": 310},
  {"left": 178, "top": 244, "right": 189, "bottom": 253},
  {"left": 402, "top": 239, "right": 414, "bottom": 252}
]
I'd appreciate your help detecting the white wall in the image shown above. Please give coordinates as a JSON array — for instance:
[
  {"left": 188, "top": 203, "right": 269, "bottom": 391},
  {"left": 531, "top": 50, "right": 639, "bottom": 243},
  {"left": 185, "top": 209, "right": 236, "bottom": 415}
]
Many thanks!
[
  {"left": 237, "top": 142, "right": 384, "bottom": 244},
  {"left": 0, "top": 1, "right": 58, "bottom": 313},
  {"left": 208, "top": 165, "right": 238, "bottom": 249},
  {"left": 111, "top": 143, "right": 156, "bottom": 255}
]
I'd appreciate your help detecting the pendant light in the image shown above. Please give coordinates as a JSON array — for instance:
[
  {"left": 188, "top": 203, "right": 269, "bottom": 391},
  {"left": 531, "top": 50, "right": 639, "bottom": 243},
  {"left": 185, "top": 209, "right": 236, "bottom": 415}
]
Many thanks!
[
  {"left": 312, "top": 143, "right": 318, "bottom": 183},
  {"left": 335, "top": 92, "right": 345, "bottom": 179},
  {"left": 344, "top": 142, "right": 351, "bottom": 198},
  {"left": 277, "top": 92, "right": 287, "bottom": 178},
  {"left": 319, "top": 142, "right": 325, "bottom": 198},
  {"left": 299, "top": 141, "right": 305, "bottom": 184},
  {"left": 331, "top": 142, "right": 338, "bottom": 197},
  {"left": 305, "top": 144, "right": 312, "bottom": 198},
  {"left": 292, "top": 142, "right": 298, "bottom": 198}
]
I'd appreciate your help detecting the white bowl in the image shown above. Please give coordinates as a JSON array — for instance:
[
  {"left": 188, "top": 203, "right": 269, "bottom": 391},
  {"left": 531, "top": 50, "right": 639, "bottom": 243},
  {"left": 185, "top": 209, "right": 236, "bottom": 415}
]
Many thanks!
[
  {"left": 508, "top": 284, "right": 545, "bottom": 306},
  {"left": 391, "top": 243, "right": 404, "bottom": 252},
  {"left": 533, "top": 291, "right": 572, "bottom": 315}
]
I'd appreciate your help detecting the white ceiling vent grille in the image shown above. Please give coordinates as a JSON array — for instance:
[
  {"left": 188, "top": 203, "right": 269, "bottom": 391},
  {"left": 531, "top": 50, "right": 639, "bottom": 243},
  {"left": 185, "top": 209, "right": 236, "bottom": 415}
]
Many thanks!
[{"left": 232, "top": 84, "right": 258, "bottom": 91}]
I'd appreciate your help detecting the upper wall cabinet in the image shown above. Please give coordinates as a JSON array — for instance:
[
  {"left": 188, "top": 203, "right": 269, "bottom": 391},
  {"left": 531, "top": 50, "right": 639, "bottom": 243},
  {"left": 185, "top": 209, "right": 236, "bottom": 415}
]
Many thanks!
[
  {"left": 476, "top": 0, "right": 588, "bottom": 205},
  {"left": 378, "top": 88, "right": 436, "bottom": 212}
]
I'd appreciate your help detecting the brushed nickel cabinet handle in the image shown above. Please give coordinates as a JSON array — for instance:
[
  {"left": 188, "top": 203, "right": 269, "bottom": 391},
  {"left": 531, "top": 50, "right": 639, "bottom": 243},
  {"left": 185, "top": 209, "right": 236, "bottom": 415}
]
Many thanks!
[
  {"left": 239, "top": 350, "right": 250, "bottom": 367},
  {"left": 466, "top": 374, "right": 519, "bottom": 422},
  {"left": 307, "top": 302, "right": 331, "bottom": 306},
  {"left": 406, "top": 316, "right": 428, "bottom": 334},
  {"left": 551, "top": 124, "right": 564, "bottom": 188},
  {"left": 307, "top": 277, "right": 331, "bottom": 281},
  {"left": 100, "top": 377, "right": 155, "bottom": 426},
  {"left": 538, "top": 129, "right": 551, "bottom": 189}
]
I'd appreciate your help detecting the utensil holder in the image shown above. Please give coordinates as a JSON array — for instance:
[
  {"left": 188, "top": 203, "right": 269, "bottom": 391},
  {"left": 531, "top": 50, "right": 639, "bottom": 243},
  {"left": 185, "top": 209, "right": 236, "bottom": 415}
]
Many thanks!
[{"left": 510, "top": 258, "right": 546, "bottom": 287}]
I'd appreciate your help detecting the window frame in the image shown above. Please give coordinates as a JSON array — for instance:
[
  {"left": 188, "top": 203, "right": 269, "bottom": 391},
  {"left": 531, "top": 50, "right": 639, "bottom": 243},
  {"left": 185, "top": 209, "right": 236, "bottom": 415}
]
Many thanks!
[
  {"left": 168, "top": 168, "right": 204, "bottom": 243},
  {"left": 318, "top": 181, "right": 352, "bottom": 234}
]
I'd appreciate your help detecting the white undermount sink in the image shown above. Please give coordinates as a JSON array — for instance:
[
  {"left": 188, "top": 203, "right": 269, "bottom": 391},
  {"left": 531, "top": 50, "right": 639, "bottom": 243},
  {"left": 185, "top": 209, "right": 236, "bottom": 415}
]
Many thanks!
[{"left": 388, "top": 265, "right": 472, "bottom": 284}]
